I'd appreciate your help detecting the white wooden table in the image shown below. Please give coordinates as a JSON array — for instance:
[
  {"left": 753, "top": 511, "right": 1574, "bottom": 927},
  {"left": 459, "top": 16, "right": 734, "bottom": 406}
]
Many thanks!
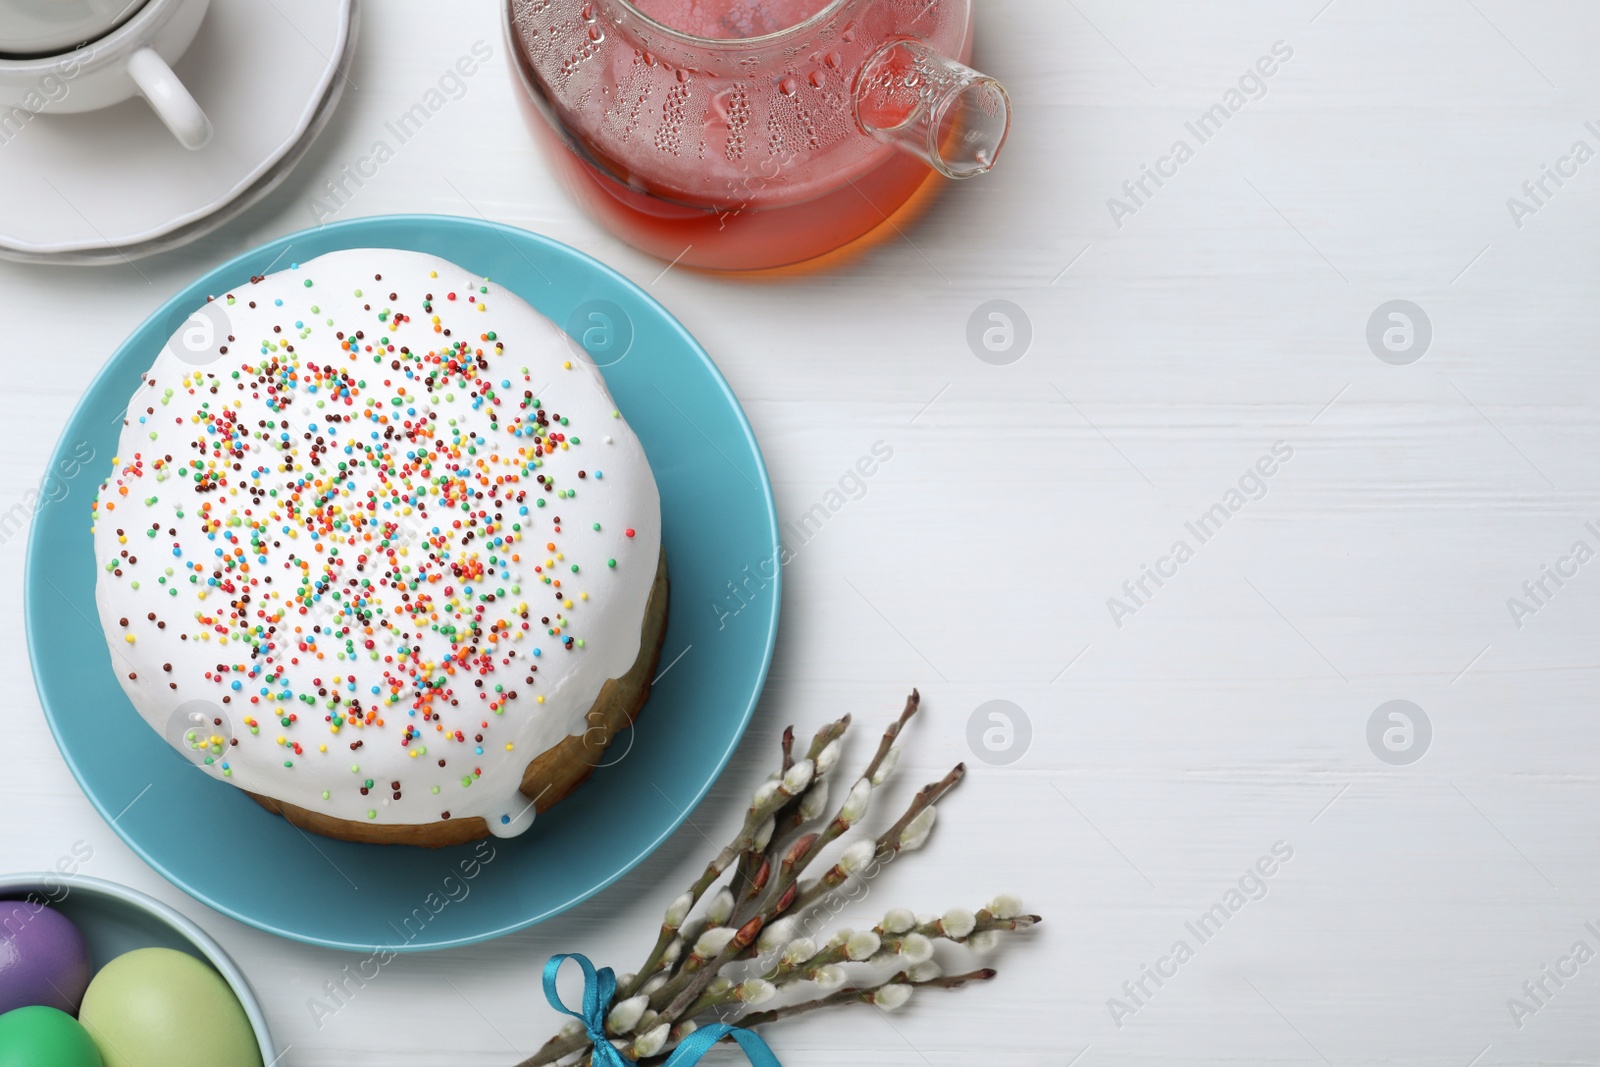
[{"left": 5, "top": 0, "right": 1600, "bottom": 1063}]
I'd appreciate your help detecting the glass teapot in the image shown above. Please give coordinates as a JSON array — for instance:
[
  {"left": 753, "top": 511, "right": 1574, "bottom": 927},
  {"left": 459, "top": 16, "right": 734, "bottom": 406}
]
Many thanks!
[{"left": 504, "top": 0, "right": 1010, "bottom": 270}]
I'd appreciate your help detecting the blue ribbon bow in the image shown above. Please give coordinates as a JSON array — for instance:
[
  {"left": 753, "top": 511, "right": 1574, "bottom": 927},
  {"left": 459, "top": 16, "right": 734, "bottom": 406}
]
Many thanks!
[{"left": 543, "top": 953, "right": 782, "bottom": 1066}]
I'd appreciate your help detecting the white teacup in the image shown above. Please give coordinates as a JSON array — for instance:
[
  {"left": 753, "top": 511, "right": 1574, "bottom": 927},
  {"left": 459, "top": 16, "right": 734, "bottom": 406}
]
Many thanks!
[{"left": 0, "top": 0, "right": 213, "bottom": 149}]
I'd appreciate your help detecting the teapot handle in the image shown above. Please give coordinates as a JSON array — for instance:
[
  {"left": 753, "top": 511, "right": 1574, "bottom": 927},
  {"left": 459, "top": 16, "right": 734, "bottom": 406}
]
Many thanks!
[{"left": 852, "top": 38, "right": 1010, "bottom": 178}]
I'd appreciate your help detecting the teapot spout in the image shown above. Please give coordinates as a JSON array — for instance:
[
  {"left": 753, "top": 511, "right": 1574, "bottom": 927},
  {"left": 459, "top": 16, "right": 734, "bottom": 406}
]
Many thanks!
[{"left": 853, "top": 38, "right": 1010, "bottom": 179}]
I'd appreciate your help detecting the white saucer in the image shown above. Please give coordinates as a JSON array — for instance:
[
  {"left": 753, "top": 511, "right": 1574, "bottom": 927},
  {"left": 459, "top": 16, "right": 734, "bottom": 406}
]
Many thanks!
[{"left": 0, "top": 0, "right": 357, "bottom": 263}]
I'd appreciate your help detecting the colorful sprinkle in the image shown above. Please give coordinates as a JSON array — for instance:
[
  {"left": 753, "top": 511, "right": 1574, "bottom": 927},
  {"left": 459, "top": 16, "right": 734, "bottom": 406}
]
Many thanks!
[{"left": 91, "top": 256, "right": 652, "bottom": 827}]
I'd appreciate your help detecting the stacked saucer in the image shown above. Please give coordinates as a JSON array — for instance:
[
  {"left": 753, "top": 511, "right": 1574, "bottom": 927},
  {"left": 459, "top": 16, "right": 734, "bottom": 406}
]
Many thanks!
[{"left": 0, "top": 0, "right": 357, "bottom": 264}]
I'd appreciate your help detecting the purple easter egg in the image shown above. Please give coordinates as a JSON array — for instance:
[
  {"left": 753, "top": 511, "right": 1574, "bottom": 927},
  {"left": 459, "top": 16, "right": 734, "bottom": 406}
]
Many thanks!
[{"left": 0, "top": 899, "right": 93, "bottom": 1015}]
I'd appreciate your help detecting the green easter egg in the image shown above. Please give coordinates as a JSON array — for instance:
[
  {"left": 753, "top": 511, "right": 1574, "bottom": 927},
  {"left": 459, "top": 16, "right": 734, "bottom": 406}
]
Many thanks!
[
  {"left": 78, "top": 948, "right": 260, "bottom": 1067},
  {"left": 0, "top": 1005, "right": 103, "bottom": 1067}
]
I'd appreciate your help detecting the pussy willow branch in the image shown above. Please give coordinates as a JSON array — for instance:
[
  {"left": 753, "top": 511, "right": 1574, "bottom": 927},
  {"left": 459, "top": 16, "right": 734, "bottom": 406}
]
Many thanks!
[
  {"left": 733, "top": 718, "right": 842, "bottom": 904},
  {"left": 516, "top": 1026, "right": 589, "bottom": 1067},
  {"left": 638, "top": 969, "right": 998, "bottom": 1066},
  {"left": 785, "top": 754, "right": 957, "bottom": 910},
  {"left": 780, "top": 724, "right": 796, "bottom": 774},
  {"left": 785, "top": 762, "right": 964, "bottom": 918},
  {"left": 515, "top": 691, "right": 1038, "bottom": 1067},
  {"left": 730, "top": 724, "right": 794, "bottom": 901},
  {"left": 616, "top": 747, "right": 808, "bottom": 1001},
  {"left": 770, "top": 714, "right": 853, "bottom": 843},
  {"left": 737, "top": 693, "right": 920, "bottom": 923},
  {"left": 742, "top": 967, "right": 997, "bottom": 1027},
  {"left": 862, "top": 689, "right": 920, "bottom": 782},
  {"left": 776, "top": 692, "right": 913, "bottom": 843},
  {"left": 670, "top": 709, "right": 952, "bottom": 1016}
]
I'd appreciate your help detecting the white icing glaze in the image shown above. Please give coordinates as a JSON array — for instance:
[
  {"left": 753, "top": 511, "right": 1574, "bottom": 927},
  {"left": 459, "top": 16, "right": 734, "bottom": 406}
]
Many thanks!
[{"left": 92, "top": 248, "right": 661, "bottom": 837}]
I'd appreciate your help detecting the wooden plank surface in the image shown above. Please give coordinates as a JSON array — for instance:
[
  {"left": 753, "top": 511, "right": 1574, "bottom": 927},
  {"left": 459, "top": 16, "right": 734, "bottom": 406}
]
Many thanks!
[{"left": 3, "top": 0, "right": 1599, "bottom": 1063}]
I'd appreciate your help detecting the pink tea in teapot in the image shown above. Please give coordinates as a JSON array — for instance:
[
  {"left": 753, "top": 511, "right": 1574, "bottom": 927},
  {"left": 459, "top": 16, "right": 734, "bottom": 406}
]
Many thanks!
[
  {"left": 506, "top": 0, "right": 1009, "bottom": 270},
  {"left": 629, "top": 0, "right": 834, "bottom": 40}
]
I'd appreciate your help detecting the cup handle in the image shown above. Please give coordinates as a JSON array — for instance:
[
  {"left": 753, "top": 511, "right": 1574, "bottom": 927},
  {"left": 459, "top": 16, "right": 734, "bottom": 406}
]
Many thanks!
[{"left": 127, "top": 46, "right": 212, "bottom": 150}]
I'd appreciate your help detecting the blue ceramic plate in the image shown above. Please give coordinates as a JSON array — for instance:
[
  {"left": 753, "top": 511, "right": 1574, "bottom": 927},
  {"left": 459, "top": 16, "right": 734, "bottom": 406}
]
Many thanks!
[{"left": 27, "top": 215, "right": 780, "bottom": 951}]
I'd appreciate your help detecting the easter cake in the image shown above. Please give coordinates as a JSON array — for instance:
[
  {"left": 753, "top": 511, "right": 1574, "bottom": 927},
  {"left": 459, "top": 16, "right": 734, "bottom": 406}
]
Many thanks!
[{"left": 91, "top": 248, "right": 666, "bottom": 847}]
